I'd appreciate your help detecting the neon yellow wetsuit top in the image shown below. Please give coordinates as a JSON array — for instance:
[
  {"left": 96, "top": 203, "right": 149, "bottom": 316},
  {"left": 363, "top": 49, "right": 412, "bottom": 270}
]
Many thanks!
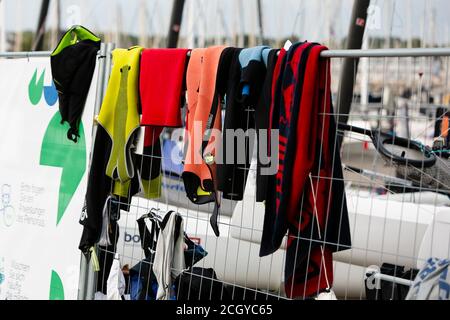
[{"left": 97, "top": 46, "right": 160, "bottom": 199}]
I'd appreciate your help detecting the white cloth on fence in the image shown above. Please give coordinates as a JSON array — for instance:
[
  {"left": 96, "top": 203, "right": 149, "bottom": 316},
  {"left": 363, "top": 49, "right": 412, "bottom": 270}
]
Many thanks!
[
  {"left": 406, "top": 257, "right": 450, "bottom": 300},
  {"left": 153, "top": 212, "right": 186, "bottom": 300},
  {"left": 94, "top": 292, "right": 107, "bottom": 300},
  {"left": 98, "top": 196, "right": 112, "bottom": 246},
  {"left": 107, "top": 253, "right": 126, "bottom": 300},
  {"left": 315, "top": 290, "right": 338, "bottom": 300}
]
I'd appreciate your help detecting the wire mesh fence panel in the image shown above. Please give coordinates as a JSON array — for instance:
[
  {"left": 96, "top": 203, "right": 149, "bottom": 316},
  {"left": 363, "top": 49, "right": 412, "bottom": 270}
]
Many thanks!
[
  {"left": 92, "top": 49, "right": 450, "bottom": 301},
  {"left": 333, "top": 53, "right": 450, "bottom": 300}
]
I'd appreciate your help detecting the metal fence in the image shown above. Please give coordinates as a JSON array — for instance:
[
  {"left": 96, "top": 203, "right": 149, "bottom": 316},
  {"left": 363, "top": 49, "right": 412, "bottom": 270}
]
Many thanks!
[
  {"left": 92, "top": 46, "right": 450, "bottom": 300},
  {"left": 2, "top": 46, "right": 450, "bottom": 300}
]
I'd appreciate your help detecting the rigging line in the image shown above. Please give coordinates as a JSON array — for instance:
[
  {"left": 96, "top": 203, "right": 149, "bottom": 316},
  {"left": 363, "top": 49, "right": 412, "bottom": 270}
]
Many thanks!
[
  {"left": 412, "top": 70, "right": 450, "bottom": 141},
  {"left": 147, "top": 0, "right": 158, "bottom": 36},
  {"left": 411, "top": 76, "right": 435, "bottom": 141},
  {"left": 367, "top": 0, "right": 380, "bottom": 49},
  {"left": 343, "top": 166, "right": 395, "bottom": 195},
  {"left": 387, "top": 0, "right": 397, "bottom": 48},
  {"left": 217, "top": 3, "right": 230, "bottom": 41},
  {"left": 289, "top": 0, "right": 304, "bottom": 39},
  {"left": 186, "top": 0, "right": 199, "bottom": 48}
]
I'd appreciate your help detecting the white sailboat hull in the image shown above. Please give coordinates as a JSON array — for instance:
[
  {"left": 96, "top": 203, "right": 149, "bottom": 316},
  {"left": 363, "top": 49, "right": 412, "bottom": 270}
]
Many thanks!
[{"left": 117, "top": 174, "right": 450, "bottom": 299}]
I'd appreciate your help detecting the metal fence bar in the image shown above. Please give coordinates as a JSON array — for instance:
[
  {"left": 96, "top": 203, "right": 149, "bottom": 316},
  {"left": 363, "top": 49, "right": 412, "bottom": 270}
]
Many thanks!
[
  {"left": 3, "top": 47, "right": 450, "bottom": 60},
  {"left": 78, "top": 42, "right": 108, "bottom": 300},
  {"left": 84, "top": 42, "right": 114, "bottom": 301},
  {"left": 0, "top": 51, "right": 53, "bottom": 58},
  {"left": 321, "top": 48, "right": 450, "bottom": 58}
]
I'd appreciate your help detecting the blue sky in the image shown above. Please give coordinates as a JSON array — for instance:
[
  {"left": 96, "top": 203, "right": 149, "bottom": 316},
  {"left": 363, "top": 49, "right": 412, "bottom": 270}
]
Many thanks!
[{"left": 3, "top": 0, "right": 450, "bottom": 45}]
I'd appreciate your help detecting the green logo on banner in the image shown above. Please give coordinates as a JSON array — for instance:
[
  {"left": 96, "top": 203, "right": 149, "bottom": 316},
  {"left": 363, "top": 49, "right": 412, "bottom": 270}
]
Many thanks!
[
  {"left": 40, "top": 112, "right": 86, "bottom": 225},
  {"left": 49, "top": 270, "right": 64, "bottom": 300},
  {"left": 28, "top": 69, "right": 45, "bottom": 105},
  {"left": 28, "top": 69, "right": 58, "bottom": 106}
]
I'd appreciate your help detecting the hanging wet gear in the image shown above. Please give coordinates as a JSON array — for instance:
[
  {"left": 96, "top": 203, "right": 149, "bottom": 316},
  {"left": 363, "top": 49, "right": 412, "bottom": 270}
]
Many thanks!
[
  {"left": 50, "top": 25, "right": 101, "bottom": 142},
  {"left": 182, "top": 46, "right": 227, "bottom": 236},
  {"left": 261, "top": 42, "right": 351, "bottom": 299}
]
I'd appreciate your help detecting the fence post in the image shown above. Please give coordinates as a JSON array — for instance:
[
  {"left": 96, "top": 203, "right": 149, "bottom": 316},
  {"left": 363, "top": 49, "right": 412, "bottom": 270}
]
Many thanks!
[
  {"left": 335, "top": 0, "right": 370, "bottom": 126},
  {"left": 77, "top": 42, "right": 109, "bottom": 300},
  {"left": 167, "top": 0, "right": 186, "bottom": 48}
]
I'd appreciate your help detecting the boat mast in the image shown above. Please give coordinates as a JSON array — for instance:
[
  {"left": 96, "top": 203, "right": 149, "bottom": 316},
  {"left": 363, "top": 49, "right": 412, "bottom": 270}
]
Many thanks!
[
  {"left": 237, "top": 0, "right": 245, "bottom": 47},
  {"left": 139, "top": 0, "right": 148, "bottom": 47},
  {"left": 249, "top": 0, "right": 257, "bottom": 47},
  {"left": 50, "top": 0, "right": 61, "bottom": 49},
  {"left": 153, "top": 1, "right": 163, "bottom": 47},
  {"left": 383, "top": 0, "right": 393, "bottom": 48},
  {"left": 406, "top": 2, "right": 412, "bottom": 48},
  {"left": 256, "top": 0, "right": 264, "bottom": 44},
  {"left": 325, "top": 0, "right": 334, "bottom": 46},
  {"left": 186, "top": 0, "right": 196, "bottom": 48},
  {"left": 430, "top": 6, "right": 436, "bottom": 47},
  {"left": 420, "top": 1, "right": 427, "bottom": 48},
  {"left": 0, "top": 0, "right": 6, "bottom": 52},
  {"left": 335, "top": 0, "right": 371, "bottom": 127},
  {"left": 217, "top": 2, "right": 229, "bottom": 45},
  {"left": 32, "top": 0, "right": 51, "bottom": 51},
  {"left": 113, "top": 3, "right": 123, "bottom": 47},
  {"left": 232, "top": 0, "right": 244, "bottom": 47},
  {"left": 197, "top": 0, "right": 207, "bottom": 48},
  {"left": 14, "top": 0, "right": 23, "bottom": 51},
  {"left": 167, "top": 0, "right": 186, "bottom": 48},
  {"left": 214, "top": 1, "right": 221, "bottom": 45}
]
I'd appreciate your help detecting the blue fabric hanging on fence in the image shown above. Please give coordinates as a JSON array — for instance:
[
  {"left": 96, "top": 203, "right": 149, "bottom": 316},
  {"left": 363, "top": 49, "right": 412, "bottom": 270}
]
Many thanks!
[{"left": 162, "top": 139, "right": 184, "bottom": 177}]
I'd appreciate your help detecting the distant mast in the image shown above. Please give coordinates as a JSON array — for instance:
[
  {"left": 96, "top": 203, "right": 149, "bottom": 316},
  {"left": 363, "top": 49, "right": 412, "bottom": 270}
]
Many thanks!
[
  {"left": 186, "top": 0, "right": 196, "bottom": 48},
  {"left": 360, "top": 33, "right": 369, "bottom": 108},
  {"left": 50, "top": 0, "right": 61, "bottom": 49},
  {"left": 249, "top": 0, "right": 257, "bottom": 47},
  {"left": 0, "top": 0, "right": 6, "bottom": 51},
  {"left": 256, "top": 0, "right": 264, "bottom": 44},
  {"left": 139, "top": 0, "right": 148, "bottom": 47},
  {"left": 406, "top": 2, "right": 412, "bottom": 48},
  {"left": 198, "top": 0, "right": 206, "bottom": 48},
  {"left": 232, "top": 0, "right": 245, "bottom": 47},
  {"left": 14, "top": 0, "right": 23, "bottom": 51},
  {"left": 113, "top": 3, "right": 123, "bottom": 47},
  {"left": 167, "top": 0, "right": 186, "bottom": 48},
  {"left": 430, "top": 6, "right": 436, "bottom": 47},
  {"left": 384, "top": 0, "right": 393, "bottom": 48},
  {"left": 32, "top": 0, "right": 51, "bottom": 51},
  {"left": 214, "top": 1, "right": 221, "bottom": 45},
  {"left": 421, "top": 1, "right": 427, "bottom": 47},
  {"left": 335, "top": 0, "right": 370, "bottom": 127}
]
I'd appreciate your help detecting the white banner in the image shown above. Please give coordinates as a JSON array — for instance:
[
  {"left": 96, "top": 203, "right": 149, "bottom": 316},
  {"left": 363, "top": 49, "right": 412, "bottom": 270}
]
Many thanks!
[{"left": 0, "top": 57, "right": 97, "bottom": 300}]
